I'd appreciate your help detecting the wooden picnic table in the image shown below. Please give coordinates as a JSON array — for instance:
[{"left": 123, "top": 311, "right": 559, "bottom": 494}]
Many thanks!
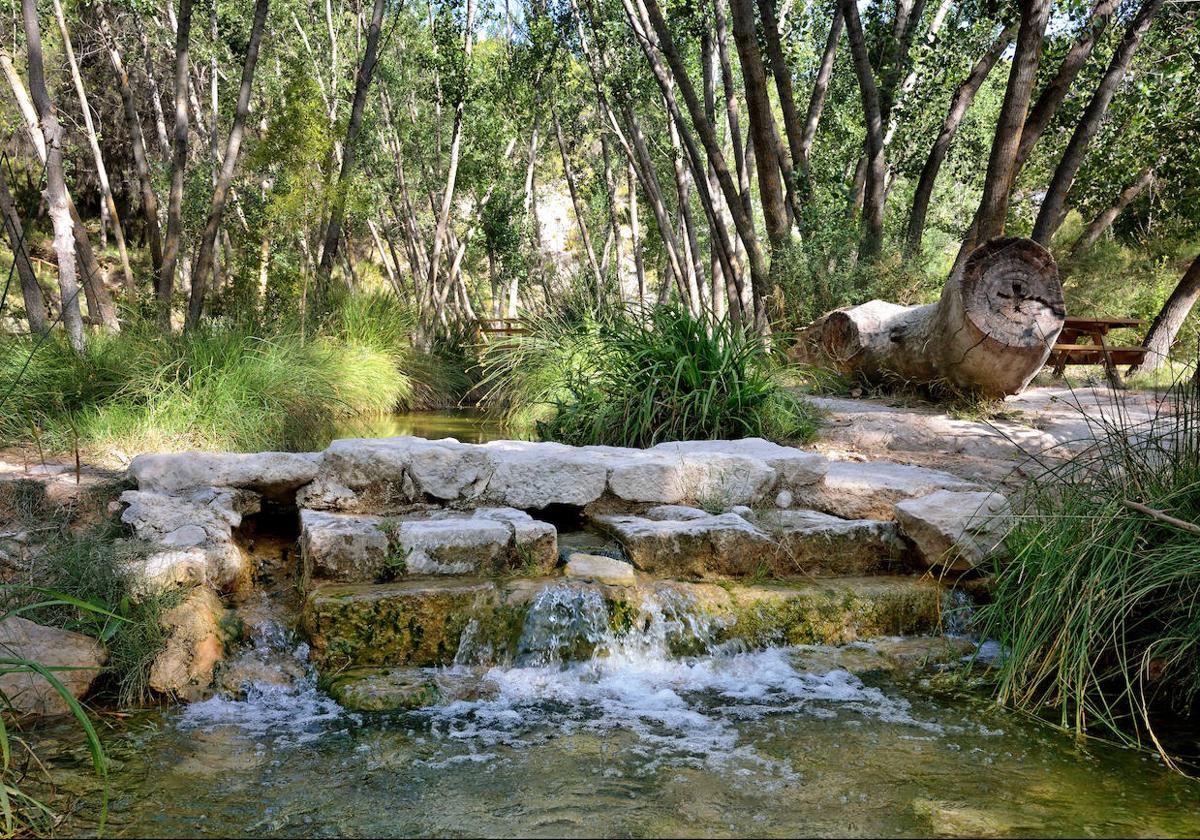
[{"left": 1048, "top": 316, "right": 1147, "bottom": 386}]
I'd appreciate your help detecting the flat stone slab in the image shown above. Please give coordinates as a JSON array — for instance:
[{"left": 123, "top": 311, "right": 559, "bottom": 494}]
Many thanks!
[
  {"left": 129, "top": 451, "right": 319, "bottom": 500},
  {"left": 303, "top": 578, "right": 499, "bottom": 669},
  {"left": 894, "top": 490, "right": 1011, "bottom": 572},
  {"left": 300, "top": 507, "right": 557, "bottom": 582},
  {"left": 796, "top": 460, "right": 981, "bottom": 520},
  {"left": 290, "top": 435, "right": 828, "bottom": 513},
  {"left": 0, "top": 616, "right": 106, "bottom": 716},
  {"left": 595, "top": 508, "right": 908, "bottom": 579},
  {"left": 328, "top": 666, "right": 495, "bottom": 712},
  {"left": 564, "top": 553, "right": 636, "bottom": 586}
]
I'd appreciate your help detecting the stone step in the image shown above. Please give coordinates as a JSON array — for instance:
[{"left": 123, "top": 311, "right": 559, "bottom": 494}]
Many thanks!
[
  {"left": 299, "top": 507, "right": 557, "bottom": 583},
  {"left": 794, "top": 460, "right": 981, "bottom": 520},
  {"left": 592, "top": 505, "right": 908, "bottom": 579},
  {"left": 302, "top": 573, "right": 943, "bottom": 673}
]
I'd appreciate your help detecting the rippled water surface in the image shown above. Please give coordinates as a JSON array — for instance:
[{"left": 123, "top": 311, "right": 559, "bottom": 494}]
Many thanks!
[{"left": 44, "top": 635, "right": 1199, "bottom": 839}]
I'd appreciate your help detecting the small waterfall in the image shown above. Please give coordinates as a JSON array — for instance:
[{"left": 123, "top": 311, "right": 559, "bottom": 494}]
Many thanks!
[
  {"left": 941, "top": 589, "right": 976, "bottom": 637},
  {"left": 515, "top": 584, "right": 613, "bottom": 666}
]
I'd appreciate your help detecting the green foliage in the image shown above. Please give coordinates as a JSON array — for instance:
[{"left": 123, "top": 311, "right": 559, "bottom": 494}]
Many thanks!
[
  {"left": 480, "top": 305, "right": 818, "bottom": 447},
  {"left": 0, "top": 292, "right": 466, "bottom": 457},
  {"left": 978, "top": 377, "right": 1200, "bottom": 763}
]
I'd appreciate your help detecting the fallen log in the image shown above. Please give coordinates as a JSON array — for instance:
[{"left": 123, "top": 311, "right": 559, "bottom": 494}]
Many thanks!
[{"left": 794, "top": 238, "right": 1063, "bottom": 397}]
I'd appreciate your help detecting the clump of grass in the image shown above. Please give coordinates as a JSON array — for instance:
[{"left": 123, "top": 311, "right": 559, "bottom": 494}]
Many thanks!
[
  {"left": 480, "top": 305, "right": 818, "bottom": 447},
  {"left": 977, "top": 374, "right": 1200, "bottom": 764},
  {"left": 0, "top": 290, "right": 468, "bottom": 457}
]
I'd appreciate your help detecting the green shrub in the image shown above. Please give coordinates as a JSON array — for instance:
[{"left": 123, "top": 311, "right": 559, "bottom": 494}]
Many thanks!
[
  {"left": 480, "top": 305, "right": 818, "bottom": 447},
  {"left": 978, "top": 375, "right": 1200, "bottom": 763}
]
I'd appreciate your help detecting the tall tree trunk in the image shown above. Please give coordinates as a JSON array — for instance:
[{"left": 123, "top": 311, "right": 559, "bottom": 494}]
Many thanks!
[
  {"left": 713, "top": 0, "right": 753, "bottom": 237},
  {"left": 601, "top": 135, "right": 626, "bottom": 303},
  {"left": 0, "top": 160, "right": 48, "bottom": 334},
  {"left": 185, "top": 0, "right": 269, "bottom": 328},
  {"left": 970, "top": 0, "right": 1051, "bottom": 246},
  {"left": 905, "top": 22, "right": 1015, "bottom": 255},
  {"left": 1070, "top": 165, "right": 1155, "bottom": 257},
  {"left": 729, "top": 0, "right": 789, "bottom": 250},
  {"left": 839, "top": 0, "right": 885, "bottom": 262},
  {"left": 99, "top": 7, "right": 165, "bottom": 276},
  {"left": 317, "top": 0, "right": 387, "bottom": 285},
  {"left": 159, "top": 0, "right": 193, "bottom": 328},
  {"left": 1, "top": 47, "right": 117, "bottom": 332},
  {"left": 1012, "top": 0, "right": 1118, "bottom": 180},
  {"left": 1031, "top": 0, "right": 1163, "bottom": 246},
  {"left": 1130, "top": 253, "right": 1200, "bottom": 374},
  {"left": 552, "top": 101, "right": 605, "bottom": 304},
  {"left": 134, "top": 7, "right": 172, "bottom": 157},
  {"left": 628, "top": 162, "right": 646, "bottom": 306},
  {"left": 52, "top": 0, "right": 135, "bottom": 302},
  {"left": 798, "top": 5, "right": 842, "bottom": 181},
  {"left": 21, "top": 0, "right": 84, "bottom": 352},
  {"left": 755, "top": 0, "right": 804, "bottom": 197},
  {"left": 425, "top": 0, "right": 477, "bottom": 315},
  {"left": 634, "top": 0, "right": 766, "bottom": 326}
]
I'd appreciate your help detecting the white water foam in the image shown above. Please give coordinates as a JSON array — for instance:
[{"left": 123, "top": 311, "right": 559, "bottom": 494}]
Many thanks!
[{"left": 421, "top": 584, "right": 941, "bottom": 774}]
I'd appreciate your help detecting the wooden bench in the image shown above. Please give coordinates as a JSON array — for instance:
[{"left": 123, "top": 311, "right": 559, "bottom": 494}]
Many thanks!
[
  {"left": 1047, "top": 317, "right": 1147, "bottom": 387},
  {"left": 473, "top": 318, "right": 530, "bottom": 343}
]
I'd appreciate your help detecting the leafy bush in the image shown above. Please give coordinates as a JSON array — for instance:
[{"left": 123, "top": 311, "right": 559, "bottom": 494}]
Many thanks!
[
  {"left": 0, "top": 291, "right": 468, "bottom": 456},
  {"left": 978, "top": 375, "right": 1200, "bottom": 763},
  {"left": 480, "top": 305, "right": 818, "bottom": 447}
]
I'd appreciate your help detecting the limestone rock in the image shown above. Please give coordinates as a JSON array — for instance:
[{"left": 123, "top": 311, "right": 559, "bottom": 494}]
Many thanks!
[
  {"left": 303, "top": 579, "right": 499, "bottom": 669},
  {"left": 754, "top": 509, "right": 907, "bottom": 576},
  {"left": 406, "top": 440, "right": 493, "bottom": 501},
  {"left": 594, "top": 512, "right": 775, "bottom": 579},
  {"left": 299, "top": 509, "right": 388, "bottom": 581},
  {"left": 0, "top": 616, "right": 106, "bottom": 716},
  {"left": 300, "top": 508, "right": 558, "bottom": 582},
  {"left": 149, "top": 587, "right": 228, "bottom": 702},
  {"left": 797, "top": 460, "right": 981, "bottom": 520},
  {"left": 327, "top": 666, "right": 493, "bottom": 712},
  {"left": 649, "top": 439, "right": 826, "bottom": 489},
  {"left": 483, "top": 440, "right": 609, "bottom": 508},
  {"left": 129, "top": 451, "right": 319, "bottom": 499},
  {"left": 564, "top": 553, "right": 637, "bottom": 586},
  {"left": 894, "top": 490, "right": 1011, "bottom": 571},
  {"left": 297, "top": 438, "right": 418, "bottom": 512},
  {"left": 644, "top": 505, "right": 711, "bottom": 521}
]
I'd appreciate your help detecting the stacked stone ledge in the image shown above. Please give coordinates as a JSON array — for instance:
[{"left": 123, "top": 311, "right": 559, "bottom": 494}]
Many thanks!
[{"left": 113, "top": 435, "right": 1012, "bottom": 701}]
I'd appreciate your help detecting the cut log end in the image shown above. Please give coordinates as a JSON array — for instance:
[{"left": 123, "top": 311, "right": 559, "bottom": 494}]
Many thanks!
[{"left": 961, "top": 237, "right": 1063, "bottom": 350}]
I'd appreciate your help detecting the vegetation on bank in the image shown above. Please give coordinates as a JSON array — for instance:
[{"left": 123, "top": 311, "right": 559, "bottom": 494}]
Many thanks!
[
  {"left": 980, "top": 377, "right": 1200, "bottom": 764},
  {"left": 0, "top": 292, "right": 469, "bottom": 458},
  {"left": 480, "top": 306, "right": 819, "bottom": 447}
]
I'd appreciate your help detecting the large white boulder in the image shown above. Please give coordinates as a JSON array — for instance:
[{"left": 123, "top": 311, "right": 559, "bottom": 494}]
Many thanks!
[
  {"left": 564, "top": 553, "right": 637, "bottom": 586},
  {"left": 0, "top": 616, "right": 106, "bottom": 716},
  {"left": 593, "top": 511, "right": 776, "bottom": 578},
  {"left": 894, "top": 490, "right": 1011, "bottom": 571},
  {"left": 482, "top": 440, "right": 609, "bottom": 509}
]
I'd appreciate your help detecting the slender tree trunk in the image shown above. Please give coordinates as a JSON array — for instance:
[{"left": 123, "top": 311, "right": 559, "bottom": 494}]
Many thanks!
[
  {"left": 425, "top": 0, "right": 476, "bottom": 314},
  {"left": 552, "top": 102, "right": 605, "bottom": 304},
  {"left": 1, "top": 47, "right": 117, "bottom": 332},
  {"left": 185, "top": 0, "right": 269, "bottom": 328},
  {"left": 317, "top": 0, "right": 387, "bottom": 285},
  {"left": 134, "top": 7, "right": 172, "bottom": 157},
  {"left": 905, "top": 23, "right": 1015, "bottom": 255},
  {"left": 628, "top": 162, "right": 646, "bottom": 306},
  {"left": 1012, "top": 0, "right": 1118, "bottom": 180},
  {"left": 0, "top": 160, "right": 48, "bottom": 333},
  {"left": 53, "top": 0, "right": 135, "bottom": 301},
  {"left": 634, "top": 0, "right": 765, "bottom": 326},
  {"left": 839, "top": 0, "right": 885, "bottom": 262},
  {"left": 601, "top": 135, "right": 626, "bottom": 303},
  {"left": 755, "top": 0, "right": 804, "bottom": 198},
  {"left": 1070, "top": 165, "right": 1155, "bottom": 257},
  {"left": 713, "top": 0, "right": 753, "bottom": 236},
  {"left": 969, "top": 0, "right": 1051, "bottom": 248},
  {"left": 1032, "top": 0, "right": 1163, "bottom": 246},
  {"left": 1130, "top": 253, "right": 1200, "bottom": 374},
  {"left": 798, "top": 6, "right": 842, "bottom": 181},
  {"left": 729, "top": 0, "right": 788, "bottom": 249},
  {"left": 21, "top": 0, "right": 84, "bottom": 352},
  {"left": 100, "top": 7, "right": 164, "bottom": 276},
  {"left": 159, "top": 0, "right": 193, "bottom": 328}
]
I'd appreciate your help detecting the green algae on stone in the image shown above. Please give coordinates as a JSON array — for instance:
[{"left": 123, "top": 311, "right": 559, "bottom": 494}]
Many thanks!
[
  {"left": 303, "top": 578, "right": 499, "bottom": 669},
  {"left": 328, "top": 667, "right": 442, "bottom": 711}
]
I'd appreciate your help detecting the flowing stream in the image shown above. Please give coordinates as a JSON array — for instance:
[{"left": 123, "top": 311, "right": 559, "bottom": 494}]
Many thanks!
[{"left": 38, "top": 584, "right": 1200, "bottom": 837}]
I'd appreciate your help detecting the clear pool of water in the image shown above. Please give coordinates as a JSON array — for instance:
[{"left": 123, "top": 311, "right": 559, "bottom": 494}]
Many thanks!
[
  {"left": 328, "top": 409, "right": 518, "bottom": 446},
  {"left": 46, "top": 638, "right": 1200, "bottom": 838}
]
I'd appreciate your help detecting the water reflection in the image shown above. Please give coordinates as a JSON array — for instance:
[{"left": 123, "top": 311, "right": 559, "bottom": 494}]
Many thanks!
[{"left": 328, "top": 409, "right": 520, "bottom": 445}]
